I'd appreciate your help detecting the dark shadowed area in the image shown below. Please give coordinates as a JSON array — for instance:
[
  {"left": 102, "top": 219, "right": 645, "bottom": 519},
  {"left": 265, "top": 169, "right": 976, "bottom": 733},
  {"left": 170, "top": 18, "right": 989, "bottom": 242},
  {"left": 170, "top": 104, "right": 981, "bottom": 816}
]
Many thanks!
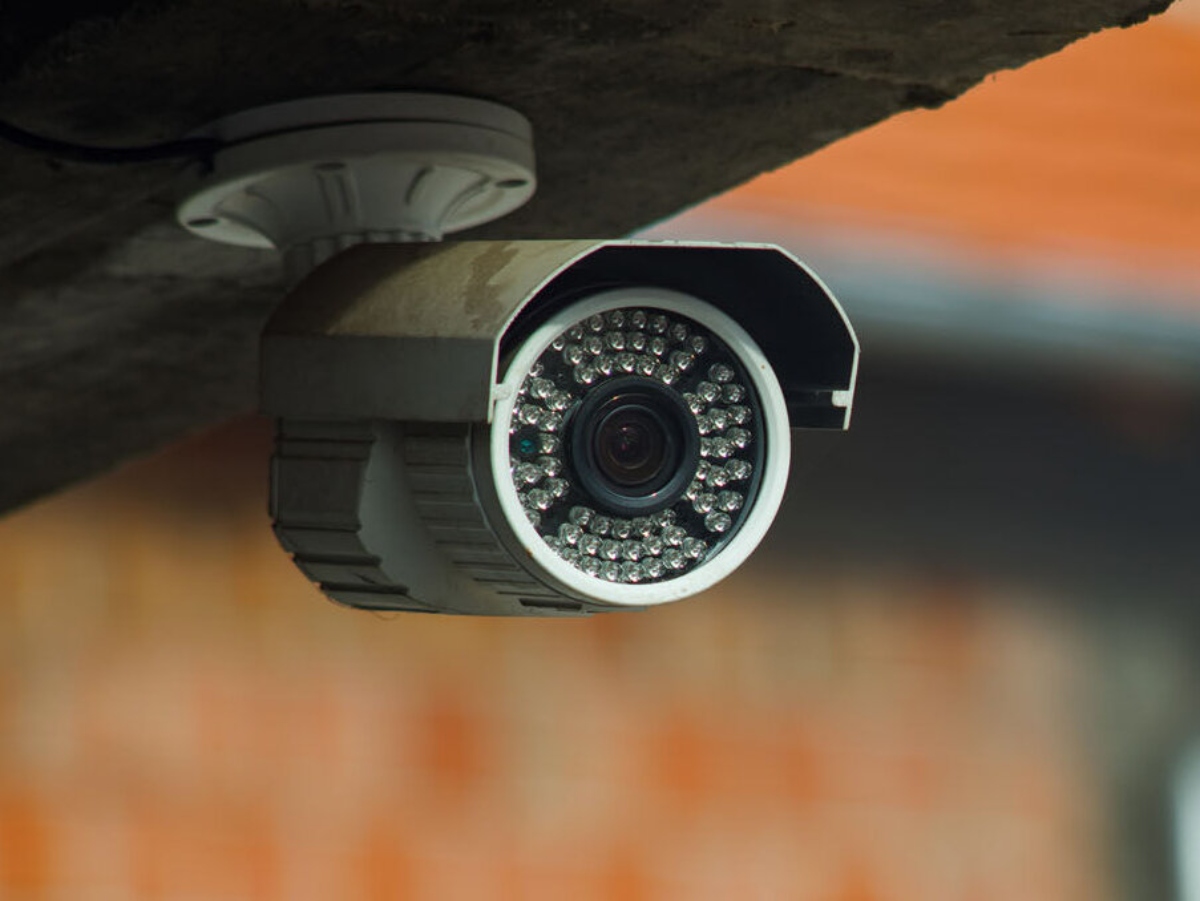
[{"left": 0, "top": 0, "right": 1173, "bottom": 513}]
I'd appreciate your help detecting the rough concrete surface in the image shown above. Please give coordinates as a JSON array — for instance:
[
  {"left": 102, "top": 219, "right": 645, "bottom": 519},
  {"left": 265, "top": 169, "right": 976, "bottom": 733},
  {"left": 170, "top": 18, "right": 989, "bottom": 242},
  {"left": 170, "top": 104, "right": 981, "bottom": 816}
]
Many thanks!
[{"left": 0, "top": 0, "right": 1174, "bottom": 512}]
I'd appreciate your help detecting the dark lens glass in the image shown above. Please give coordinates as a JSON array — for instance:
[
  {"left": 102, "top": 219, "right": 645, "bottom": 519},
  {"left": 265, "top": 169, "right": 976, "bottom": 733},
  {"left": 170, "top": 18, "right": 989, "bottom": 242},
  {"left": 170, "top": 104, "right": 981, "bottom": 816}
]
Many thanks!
[
  {"left": 567, "top": 375, "right": 701, "bottom": 515},
  {"left": 594, "top": 406, "right": 667, "bottom": 487}
]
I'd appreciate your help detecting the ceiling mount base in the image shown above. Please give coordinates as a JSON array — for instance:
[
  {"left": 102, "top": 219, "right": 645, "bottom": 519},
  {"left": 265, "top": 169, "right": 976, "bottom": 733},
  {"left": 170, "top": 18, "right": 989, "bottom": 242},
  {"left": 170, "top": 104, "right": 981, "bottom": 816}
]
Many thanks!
[{"left": 175, "top": 93, "right": 536, "bottom": 267}]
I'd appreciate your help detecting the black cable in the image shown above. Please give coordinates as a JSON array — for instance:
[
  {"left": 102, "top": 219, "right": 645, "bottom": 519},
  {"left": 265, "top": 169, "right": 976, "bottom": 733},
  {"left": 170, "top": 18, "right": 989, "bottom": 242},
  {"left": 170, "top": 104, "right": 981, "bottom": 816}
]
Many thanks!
[{"left": 0, "top": 118, "right": 221, "bottom": 166}]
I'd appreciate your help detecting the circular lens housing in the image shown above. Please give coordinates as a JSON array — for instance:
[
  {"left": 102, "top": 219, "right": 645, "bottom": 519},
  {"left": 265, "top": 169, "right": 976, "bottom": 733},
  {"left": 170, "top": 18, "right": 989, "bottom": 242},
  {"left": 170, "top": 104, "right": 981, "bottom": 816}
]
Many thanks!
[
  {"left": 569, "top": 377, "right": 700, "bottom": 515},
  {"left": 487, "top": 287, "right": 790, "bottom": 604},
  {"left": 597, "top": 407, "right": 662, "bottom": 485}
]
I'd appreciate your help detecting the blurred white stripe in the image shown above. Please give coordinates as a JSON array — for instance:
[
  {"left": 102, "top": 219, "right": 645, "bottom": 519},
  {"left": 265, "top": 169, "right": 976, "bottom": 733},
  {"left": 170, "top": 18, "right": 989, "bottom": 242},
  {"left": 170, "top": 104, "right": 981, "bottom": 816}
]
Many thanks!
[
  {"left": 645, "top": 210, "right": 1200, "bottom": 384},
  {"left": 1176, "top": 742, "right": 1200, "bottom": 901},
  {"left": 1166, "top": 0, "right": 1200, "bottom": 26}
]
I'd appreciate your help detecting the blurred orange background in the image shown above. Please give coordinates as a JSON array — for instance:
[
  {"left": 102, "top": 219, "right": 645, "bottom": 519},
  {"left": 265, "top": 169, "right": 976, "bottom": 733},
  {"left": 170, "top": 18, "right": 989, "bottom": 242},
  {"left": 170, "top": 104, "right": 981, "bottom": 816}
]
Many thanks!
[
  {"left": 707, "top": 0, "right": 1200, "bottom": 288},
  {"left": 3, "top": 4, "right": 1200, "bottom": 899},
  {"left": 0, "top": 424, "right": 1101, "bottom": 901}
]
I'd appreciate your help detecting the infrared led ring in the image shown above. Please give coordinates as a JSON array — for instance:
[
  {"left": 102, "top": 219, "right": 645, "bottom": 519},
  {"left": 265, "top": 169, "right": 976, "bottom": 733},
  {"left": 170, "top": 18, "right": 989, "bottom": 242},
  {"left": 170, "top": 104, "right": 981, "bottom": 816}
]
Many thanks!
[{"left": 484, "top": 286, "right": 791, "bottom": 607}]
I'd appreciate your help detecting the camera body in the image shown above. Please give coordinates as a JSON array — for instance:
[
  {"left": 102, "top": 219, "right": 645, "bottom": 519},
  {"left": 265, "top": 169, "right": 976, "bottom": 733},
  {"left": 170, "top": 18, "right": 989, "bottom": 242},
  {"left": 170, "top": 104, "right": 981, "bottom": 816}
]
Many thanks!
[{"left": 262, "top": 240, "right": 858, "bottom": 616}]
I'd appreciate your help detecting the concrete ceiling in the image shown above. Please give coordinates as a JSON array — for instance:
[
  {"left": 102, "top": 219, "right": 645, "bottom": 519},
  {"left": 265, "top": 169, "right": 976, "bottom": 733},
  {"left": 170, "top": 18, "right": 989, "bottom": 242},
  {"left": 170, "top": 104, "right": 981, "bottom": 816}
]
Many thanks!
[{"left": 0, "top": 0, "right": 1173, "bottom": 513}]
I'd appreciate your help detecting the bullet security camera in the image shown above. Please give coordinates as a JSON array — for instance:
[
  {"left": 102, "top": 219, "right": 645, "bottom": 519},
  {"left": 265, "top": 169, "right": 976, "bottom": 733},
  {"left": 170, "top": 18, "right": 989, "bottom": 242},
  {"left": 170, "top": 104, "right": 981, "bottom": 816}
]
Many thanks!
[
  {"left": 170, "top": 93, "right": 857, "bottom": 616},
  {"left": 262, "top": 240, "right": 858, "bottom": 616}
]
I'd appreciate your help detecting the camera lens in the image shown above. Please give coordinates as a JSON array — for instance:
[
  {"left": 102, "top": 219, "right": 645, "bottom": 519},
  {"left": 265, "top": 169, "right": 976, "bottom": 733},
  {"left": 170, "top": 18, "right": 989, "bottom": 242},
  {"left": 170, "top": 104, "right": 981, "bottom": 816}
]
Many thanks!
[
  {"left": 569, "top": 377, "right": 699, "bottom": 515},
  {"left": 594, "top": 406, "right": 666, "bottom": 487}
]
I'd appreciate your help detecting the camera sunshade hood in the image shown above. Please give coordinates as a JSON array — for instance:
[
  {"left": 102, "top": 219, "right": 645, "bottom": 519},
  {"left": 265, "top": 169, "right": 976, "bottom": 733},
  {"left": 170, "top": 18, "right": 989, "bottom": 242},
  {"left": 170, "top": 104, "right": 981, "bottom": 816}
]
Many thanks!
[{"left": 261, "top": 239, "right": 859, "bottom": 431}]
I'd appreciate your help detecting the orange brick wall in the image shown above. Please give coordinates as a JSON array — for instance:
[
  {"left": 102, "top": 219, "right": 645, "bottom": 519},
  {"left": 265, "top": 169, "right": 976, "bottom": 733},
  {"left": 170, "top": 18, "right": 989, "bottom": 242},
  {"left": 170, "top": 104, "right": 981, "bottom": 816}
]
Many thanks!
[{"left": 0, "top": 420, "right": 1106, "bottom": 900}]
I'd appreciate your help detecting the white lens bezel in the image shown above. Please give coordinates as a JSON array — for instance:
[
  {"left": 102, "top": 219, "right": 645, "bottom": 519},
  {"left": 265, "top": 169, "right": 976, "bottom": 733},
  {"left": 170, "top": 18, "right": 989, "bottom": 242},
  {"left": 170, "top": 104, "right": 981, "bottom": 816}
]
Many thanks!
[{"left": 489, "top": 287, "right": 790, "bottom": 607}]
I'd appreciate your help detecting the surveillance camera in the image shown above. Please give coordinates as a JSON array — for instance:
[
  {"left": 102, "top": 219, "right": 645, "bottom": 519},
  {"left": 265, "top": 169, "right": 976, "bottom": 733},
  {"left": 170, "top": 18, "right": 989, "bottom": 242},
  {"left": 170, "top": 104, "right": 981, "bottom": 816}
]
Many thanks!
[
  {"left": 262, "top": 240, "right": 857, "bottom": 616},
  {"left": 166, "top": 94, "right": 858, "bottom": 616}
]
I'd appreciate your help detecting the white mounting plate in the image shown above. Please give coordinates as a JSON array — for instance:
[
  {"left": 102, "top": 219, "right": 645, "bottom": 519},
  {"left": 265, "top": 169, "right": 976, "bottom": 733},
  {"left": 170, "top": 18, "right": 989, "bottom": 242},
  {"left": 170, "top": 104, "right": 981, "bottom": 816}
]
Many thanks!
[{"left": 175, "top": 93, "right": 536, "bottom": 253}]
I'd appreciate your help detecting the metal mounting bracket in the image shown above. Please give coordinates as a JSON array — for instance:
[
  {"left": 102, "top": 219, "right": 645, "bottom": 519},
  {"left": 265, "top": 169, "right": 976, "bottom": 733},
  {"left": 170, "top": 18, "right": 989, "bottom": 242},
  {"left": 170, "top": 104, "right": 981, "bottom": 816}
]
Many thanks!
[{"left": 175, "top": 93, "right": 536, "bottom": 276}]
